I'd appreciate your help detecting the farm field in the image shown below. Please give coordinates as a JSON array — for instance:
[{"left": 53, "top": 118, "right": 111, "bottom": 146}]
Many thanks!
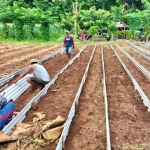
[
  {"left": 0, "top": 43, "right": 60, "bottom": 77},
  {"left": 0, "top": 42, "right": 150, "bottom": 150}
]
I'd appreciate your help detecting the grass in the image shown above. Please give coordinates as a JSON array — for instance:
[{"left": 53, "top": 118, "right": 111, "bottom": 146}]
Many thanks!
[
  {"left": 0, "top": 36, "right": 112, "bottom": 45},
  {"left": 127, "top": 85, "right": 134, "bottom": 91},
  {"left": 135, "top": 93, "right": 141, "bottom": 100},
  {"left": 115, "top": 142, "right": 147, "bottom": 150},
  {"left": 0, "top": 35, "right": 82, "bottom": 45},
  {"left": 87, "top": 113, "right": 103, "bottom": 121},
  {"left": 94, "top": 87, "right": 102, "bottom": 99}
]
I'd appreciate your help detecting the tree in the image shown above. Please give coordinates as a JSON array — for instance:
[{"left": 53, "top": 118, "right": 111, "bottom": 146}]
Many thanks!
[
  {"left": 124, "top": 11, "right": 146, "bottom": 40},
  {"left": 88, "top": 26, "right": 98, "bottom": 41},
  {"left": 110, "top": 6, "right": 124, "bottom": 22},
  {"left": 108, "top": 21, "right": 117, "bottom": 40},
  {"left": 77, "top": 6, "right": 111, "bottom": 32},
  {"left": 141, "top": 1, "right": 150, "bottom": 41}
]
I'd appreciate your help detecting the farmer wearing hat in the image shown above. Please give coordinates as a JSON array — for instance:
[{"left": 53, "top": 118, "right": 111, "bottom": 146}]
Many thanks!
[
  {"left": 14, "top": 58, "right": 50, "bottom": 92},
  {"left": 63, "top": 31, "right": 75, "bottom": 62},
  {"left": 0, "top": 94, "right": 16, "bottom": 130}
]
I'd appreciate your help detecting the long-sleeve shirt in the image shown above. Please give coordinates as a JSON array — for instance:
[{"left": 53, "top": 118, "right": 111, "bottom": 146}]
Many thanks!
[{"left": 0, "top": 102, "right": 15, "bottom": 130}]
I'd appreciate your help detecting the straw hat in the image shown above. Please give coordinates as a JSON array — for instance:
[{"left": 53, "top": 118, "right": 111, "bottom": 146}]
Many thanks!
[{"left": 30, "top": 58, "right": 38, "bottom": 64}]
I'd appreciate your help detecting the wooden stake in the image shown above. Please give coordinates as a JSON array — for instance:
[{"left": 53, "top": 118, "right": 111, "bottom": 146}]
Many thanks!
[{"left": 62, "top": 136, "right": 65, "bottom": 150}]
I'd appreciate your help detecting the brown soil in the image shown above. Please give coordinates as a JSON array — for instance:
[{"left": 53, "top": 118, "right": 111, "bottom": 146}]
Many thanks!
[
  {"left": 106, "top": 44, "right": 150, "bottom": 149},
  {"left": 24, "top": 45, "right": 94, "bottom": 122},
  {"left": 0, "top": 44, "right": 61, "bottom": 77},
  {"left": 1, "top": 42, "right": 150, "bottom": 150},
  {"left": 65, "top": 45, "right": 106, "bottom": 150},
  {"left": 14, "top": 48, "right": 81, "bottom": 111}
]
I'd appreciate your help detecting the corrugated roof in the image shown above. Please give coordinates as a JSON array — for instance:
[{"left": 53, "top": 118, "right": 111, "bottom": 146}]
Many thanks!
[
  {"left": 0, "top": 74, "right": 31, "bottom": 101},
  {"left": 116, "top": 21, "right": 129, "bottom": 28}
]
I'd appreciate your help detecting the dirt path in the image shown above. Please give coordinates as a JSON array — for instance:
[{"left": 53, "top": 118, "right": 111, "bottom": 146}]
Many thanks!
[
  {"left": 65, "top": 45, "right": 106, "bottom": 149},
  {"left": 105, "top": 45, "right": 150, "bottom": 149}
]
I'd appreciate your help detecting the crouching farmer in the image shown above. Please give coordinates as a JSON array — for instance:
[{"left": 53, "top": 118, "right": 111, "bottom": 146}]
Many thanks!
[
  {"left": 14, "top": 59, "right": 50, "bottom": 92},
  {"left": 0, "top": 95, "right": 16, "bottom": 130}
]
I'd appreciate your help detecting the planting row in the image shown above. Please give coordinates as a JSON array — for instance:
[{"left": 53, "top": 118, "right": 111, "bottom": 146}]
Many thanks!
[{"left": 0, "top": 42, "right": 150, "bottom": 150}]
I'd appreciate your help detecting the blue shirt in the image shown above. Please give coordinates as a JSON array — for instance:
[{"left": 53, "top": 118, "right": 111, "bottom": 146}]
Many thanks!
[
  {"left": 0, "top": 102, "right": 15, "bottom": 130},
  {"left": 63, "top": 36, "right": 74, "bottom": 48}
]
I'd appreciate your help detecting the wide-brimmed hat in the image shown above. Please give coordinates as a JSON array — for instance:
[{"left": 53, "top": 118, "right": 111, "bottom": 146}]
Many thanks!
[
  {"left": 30, "top": 58, "right": 38, "bottom": 64},
  {"left": 0, "top": 94, "right": 7, "bottom": 109}
]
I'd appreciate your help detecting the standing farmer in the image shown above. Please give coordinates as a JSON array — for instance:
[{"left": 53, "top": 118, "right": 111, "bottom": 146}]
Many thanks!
[
  {"left": 63, "top": 31, "right": 75, "bottom": 62},
  {"left": 80, "top": 30, "right": 85, "bottom": 42},
  {"left": 14, "top": 59, "right": 50, "bottom": 92}
]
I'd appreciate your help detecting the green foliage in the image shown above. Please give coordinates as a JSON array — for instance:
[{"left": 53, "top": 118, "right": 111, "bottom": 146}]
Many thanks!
[
  {"left": 124, "top": 12, "right": 144, "bottom": 30},
  {"left": 33, "top": 0, "right": 52, "bottom": 11},
  {"left": 40, "top": 22, "right": 50, "bottom": 41},
  {"left": 77, "top": 6, "right": 111, "bottom": 32},
  {"left": 110, "top": 6, "right": 124, "bottom": 22},
  {"left": 0, "top": 23, "right": 9, "bottom": 38},
  {"left": 49, "top": 25, "right": 64, "bottom": 40},
  {"left": 108, "top": 21, "right": 116, "bottom": 40},
  {"left": 88, "top": 26, "right": 98, "bottom": 35},
  {"left": 88, "top": 26, "right": 98, "bottom": 41},
  {"left": 0, "top": 0, "right": 61, "bottom": 41},
  {"left": 60, "top": 13, "right": 74, "bottom": 32},
  {"left": 14, "top": 20, "right": 24, "bottom": 40},
  {"left": 0, "top": 0, "right": 150, "bottom": 42}
]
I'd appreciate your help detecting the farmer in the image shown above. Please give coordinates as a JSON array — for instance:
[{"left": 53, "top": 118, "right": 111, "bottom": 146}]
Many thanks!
[
  {"left": 80, "top": 30, "right": 85, "bottom": 42},
  {"left": 14, "top": 59, "right": 50, "bottom": 92},
  {"left": 0, "top": 94, "right": 17, "bottom": 130},
  {"left": 63, "top": 31, "right": 75, "bottom": 62}
]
